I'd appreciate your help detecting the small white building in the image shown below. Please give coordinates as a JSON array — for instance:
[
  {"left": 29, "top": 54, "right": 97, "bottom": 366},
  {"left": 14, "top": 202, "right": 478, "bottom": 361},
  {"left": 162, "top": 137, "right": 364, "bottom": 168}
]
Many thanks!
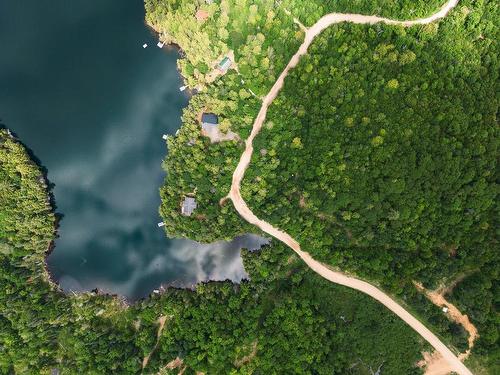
[{"left": 442, "top": 307, "right": 449, "bottom": 313}]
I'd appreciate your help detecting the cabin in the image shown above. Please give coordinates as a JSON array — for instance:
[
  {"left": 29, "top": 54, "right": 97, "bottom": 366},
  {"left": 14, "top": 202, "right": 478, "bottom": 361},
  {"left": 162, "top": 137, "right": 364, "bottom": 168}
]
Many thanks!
[
  {"left": 201, "top": 113, "right": 219, "bottom": 132},
  {"left": 218, "top": 56, "right": 232, "bottom": 73},
  {"left": 181, "top": 197, "right": 197, "bottom": 216},
  {"left": 200, "top": 112, "right": 239, "bottom": 143},
  {"left": 195, "top": 9, "right": 209, "bottom": 21}
]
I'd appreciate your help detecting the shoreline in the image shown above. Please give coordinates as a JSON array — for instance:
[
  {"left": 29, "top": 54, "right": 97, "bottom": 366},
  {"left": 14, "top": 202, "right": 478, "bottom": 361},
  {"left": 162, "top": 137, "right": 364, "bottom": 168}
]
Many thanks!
[
  {"left": 0, "top": 125, "right": 64, "bottom": 295},
  {"left": 8, "top": 21, "right": 259, "bottom": 305},
  {"left": 3, "top": 74, "right": 261, "bottom": 307},
  {"left": 145, "top": 22, "right": 197, "bottom": 99}
]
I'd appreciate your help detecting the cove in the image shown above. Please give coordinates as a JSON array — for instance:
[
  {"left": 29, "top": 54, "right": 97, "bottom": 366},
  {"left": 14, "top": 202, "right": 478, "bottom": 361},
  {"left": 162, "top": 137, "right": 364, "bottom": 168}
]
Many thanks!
[{"left": 0, "top": 0, "right": 267, "bottom": 300}]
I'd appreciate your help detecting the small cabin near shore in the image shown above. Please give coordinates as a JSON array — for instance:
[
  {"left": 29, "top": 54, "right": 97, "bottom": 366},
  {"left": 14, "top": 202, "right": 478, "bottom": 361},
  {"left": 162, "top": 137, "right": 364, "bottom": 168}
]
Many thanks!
[
  {"left": 200, "top": 112, "right": 239, "bottom": 143},
  {"left": 218, "top": 56, "right": 232, "bottom": 73},
  {"left": 181, "top": 197, "right": 197, "bottom": 216},
  {"left": 201, "top": 113, "right": 219, "bottom": 131}
]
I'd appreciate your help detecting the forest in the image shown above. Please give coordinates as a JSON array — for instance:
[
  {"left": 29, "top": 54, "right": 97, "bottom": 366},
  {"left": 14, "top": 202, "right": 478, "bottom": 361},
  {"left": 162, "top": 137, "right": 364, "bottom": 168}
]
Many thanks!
[
  {"left": 0, "top": 0, "right": 498, "bottom": 373},
  {"left": 0, "top": 127, "right": 437, "bottom": 373},
  {"left": 243, "top": 0, "right": 498, "bottom": 288},
  {"left": 154, "top": 0, "right": 498, "bottom": 372}
]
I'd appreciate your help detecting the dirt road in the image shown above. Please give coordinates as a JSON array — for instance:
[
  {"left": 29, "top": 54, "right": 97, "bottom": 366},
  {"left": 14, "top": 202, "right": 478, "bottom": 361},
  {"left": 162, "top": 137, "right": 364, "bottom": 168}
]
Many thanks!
[{"left": 227, "top": 1, "right": 472, "bottom": 374}]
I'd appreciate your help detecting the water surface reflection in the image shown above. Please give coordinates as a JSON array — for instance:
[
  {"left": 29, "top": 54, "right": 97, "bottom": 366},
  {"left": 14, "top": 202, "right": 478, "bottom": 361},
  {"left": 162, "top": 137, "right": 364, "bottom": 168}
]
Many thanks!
[{"left": 0, "top": 0, "right": 267, "bottom": 301}]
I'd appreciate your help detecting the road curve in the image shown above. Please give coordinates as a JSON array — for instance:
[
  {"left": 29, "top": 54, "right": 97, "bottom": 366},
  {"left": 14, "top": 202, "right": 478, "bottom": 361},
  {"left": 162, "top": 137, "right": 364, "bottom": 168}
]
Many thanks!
[{"left": 227, "top": 1, "right": 472, "bottom": 374}]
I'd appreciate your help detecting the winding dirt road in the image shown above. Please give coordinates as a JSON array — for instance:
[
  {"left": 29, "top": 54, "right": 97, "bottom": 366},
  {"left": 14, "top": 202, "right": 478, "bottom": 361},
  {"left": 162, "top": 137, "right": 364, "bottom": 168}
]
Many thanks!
[{"left": 227, "top": 1, "right": 472, "bottom": 374}]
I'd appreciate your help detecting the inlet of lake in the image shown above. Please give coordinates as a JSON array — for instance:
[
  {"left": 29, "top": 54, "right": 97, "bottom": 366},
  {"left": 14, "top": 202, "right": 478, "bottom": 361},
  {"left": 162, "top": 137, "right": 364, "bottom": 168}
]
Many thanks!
[{"left": 0, "top": 0, "right": 267, "bottom": 300}]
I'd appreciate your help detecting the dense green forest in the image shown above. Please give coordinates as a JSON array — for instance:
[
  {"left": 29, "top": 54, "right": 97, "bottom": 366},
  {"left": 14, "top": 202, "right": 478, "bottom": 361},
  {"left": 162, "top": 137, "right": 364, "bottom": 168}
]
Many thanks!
[
  {"left": 240, "top": 3, "right": 499, "bottom": 369},
  {"left": 243, "top": 0, "right": 498, "bottom": 288},
  {"left": 1, "top": 0, "right": 498, "bottom": 373},
  {"left": 152, "top": 0, "right": 498, "bottom": 372}
]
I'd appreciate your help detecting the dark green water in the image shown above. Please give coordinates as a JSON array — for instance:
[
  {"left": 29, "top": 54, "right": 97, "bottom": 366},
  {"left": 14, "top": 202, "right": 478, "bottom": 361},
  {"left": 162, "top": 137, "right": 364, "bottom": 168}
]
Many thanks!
[{"left": 0, "top": 1, "right": 266, "bottom": 300}]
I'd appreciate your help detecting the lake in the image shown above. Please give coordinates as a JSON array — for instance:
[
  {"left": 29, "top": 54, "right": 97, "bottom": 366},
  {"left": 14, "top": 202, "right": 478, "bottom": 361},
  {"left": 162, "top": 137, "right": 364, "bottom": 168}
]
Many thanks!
[{"left": 0, "top": 0, "right": 267, "bottom": 300}]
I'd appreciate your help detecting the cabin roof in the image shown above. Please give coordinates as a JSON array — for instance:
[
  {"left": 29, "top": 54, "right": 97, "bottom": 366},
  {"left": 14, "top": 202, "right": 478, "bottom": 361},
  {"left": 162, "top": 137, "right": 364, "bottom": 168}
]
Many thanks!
[
  {"left": 201, "top": 112, "right": 218, "bottom": 125},
  {"left": 218, "top": 56, "right": 232, "bottom": 71},
  {"left": 181, "top": 197, "right": 197, "bottom": 216}
]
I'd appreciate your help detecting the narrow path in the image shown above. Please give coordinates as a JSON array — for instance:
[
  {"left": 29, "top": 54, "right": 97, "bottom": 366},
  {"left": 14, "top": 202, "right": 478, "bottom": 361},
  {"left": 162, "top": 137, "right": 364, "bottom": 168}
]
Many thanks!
[
  {"left": 226, "top": 1, "right": 472, "bottom": 375},
  {"left": 281, "top": 7, "right": 307, "bottom": 32},
  {"left": 142, "top": 315, "right": 169, "bottom": 370}
]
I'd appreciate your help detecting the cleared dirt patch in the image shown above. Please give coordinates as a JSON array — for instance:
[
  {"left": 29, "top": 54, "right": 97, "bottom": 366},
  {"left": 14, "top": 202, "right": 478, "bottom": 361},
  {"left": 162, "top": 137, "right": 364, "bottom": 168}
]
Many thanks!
[
  {"left": 414, "top": 282, "right": 478, "bottom": 360},
  {"left": 418, "top": 351, "right": 453, "bottom": 375}
]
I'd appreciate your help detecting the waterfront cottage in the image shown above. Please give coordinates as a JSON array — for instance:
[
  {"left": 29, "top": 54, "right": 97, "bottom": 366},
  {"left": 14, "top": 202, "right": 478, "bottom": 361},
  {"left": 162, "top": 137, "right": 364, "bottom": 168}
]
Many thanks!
[
  {"left": 218, "top": 56, "right": 232, "bottom": 73},
  {"left": 200, "top": 112, "right": 239, "bottom": 143},
  {"left": 181, "top": 197, "right": 197, "bottom": 216},
  {"left": 201, "top": 112, "right": 219, "bottom": 130}
]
